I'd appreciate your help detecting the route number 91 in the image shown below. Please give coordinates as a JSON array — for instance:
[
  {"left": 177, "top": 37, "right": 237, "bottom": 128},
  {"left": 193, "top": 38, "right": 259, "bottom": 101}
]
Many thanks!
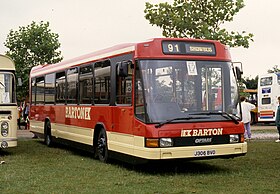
[{"left": 167, "top": 43, "right": 180, "bottom": 53}]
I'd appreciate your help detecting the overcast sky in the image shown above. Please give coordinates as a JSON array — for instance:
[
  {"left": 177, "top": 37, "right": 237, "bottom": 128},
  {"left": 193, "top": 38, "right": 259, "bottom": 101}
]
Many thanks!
[{"left": 1, "top": 0, "right": 279, "bottom": 78}]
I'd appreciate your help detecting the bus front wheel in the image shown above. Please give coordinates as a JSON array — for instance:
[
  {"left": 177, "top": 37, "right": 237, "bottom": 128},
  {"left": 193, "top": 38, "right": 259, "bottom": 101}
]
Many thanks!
[{"left": 96, "top": 128, "right": 108, "bottom": 162}]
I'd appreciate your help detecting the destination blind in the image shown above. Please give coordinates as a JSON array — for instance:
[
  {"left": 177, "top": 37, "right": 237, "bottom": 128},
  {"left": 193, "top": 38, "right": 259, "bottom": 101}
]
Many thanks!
[{"left": 162, "top": 41, "right": 216, "bottom": 56}]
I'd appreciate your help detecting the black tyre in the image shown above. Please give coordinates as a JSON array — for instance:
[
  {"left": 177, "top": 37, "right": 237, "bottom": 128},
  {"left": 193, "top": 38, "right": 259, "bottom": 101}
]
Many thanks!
[
  {"left": 96, "top": 128, "right": 108, "bottom": 162},
  {"left": 44, "top": 121, "right": 53, "bottom": 147}
]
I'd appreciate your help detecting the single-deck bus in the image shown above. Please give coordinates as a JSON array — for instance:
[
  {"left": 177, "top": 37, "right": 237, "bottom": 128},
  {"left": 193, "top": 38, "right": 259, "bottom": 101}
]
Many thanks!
[
  {"left": 258, "top": 73, "right": 280, "bottom": 122},
  {"left": 0, "top": 54, "right": 17, "bottom": 149},
  {"left": 29, "top": 38, "right": 247, "bottom": 163}
]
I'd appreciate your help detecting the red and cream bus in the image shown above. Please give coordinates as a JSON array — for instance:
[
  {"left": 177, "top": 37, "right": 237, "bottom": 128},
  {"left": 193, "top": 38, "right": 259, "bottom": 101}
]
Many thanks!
[
  {"left": 0, "top": 54, "right": 17, "bottom": 149},
  {"left": 29, "top": 38, "right": 247, "bottom": 163}
]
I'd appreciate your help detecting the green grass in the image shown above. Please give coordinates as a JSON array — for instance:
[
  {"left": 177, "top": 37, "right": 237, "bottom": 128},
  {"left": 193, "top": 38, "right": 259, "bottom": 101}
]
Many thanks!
[
  {"left": 251, "top": 124, "right": 278, "bottom": 134},
  {"left": 253, "top": 129, "right": 277, "bottom": 134},
  {"left": 1, "top": 139, "right": 280, "bottom": 194},
  {"left": 251, "top": 129, "right": 278, "bottom": 135}
]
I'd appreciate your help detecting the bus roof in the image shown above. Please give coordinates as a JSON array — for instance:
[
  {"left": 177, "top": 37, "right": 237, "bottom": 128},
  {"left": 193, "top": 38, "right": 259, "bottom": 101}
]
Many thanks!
[
  {"left": 31, "top": 42, "right": 136, "bottom": 77},
  {"left": 0, "top": 54, "right": 15, "bottom": 71},
  {"left": 30, "top": 38, "right": 231, "bottom": 77}
]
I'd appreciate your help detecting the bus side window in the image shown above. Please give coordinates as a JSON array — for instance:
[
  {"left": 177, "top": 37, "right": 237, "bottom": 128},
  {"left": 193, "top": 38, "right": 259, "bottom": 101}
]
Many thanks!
[
  {"left": 94, "top": 60, "right": 111, "bottom": 104},
  {"left": 66, "top": 68, "right": 78, "bottom": 104},
  {"left": 45, "top": 73, "right": 55, "bottom": 104},
  {"left": 56, "top": 71, "right": 66, "bottom": 104},
  {"left": 35, "top": 76, "right": 45, "bottom": 104},
  {"left": 79, "top": 64, "right": 93, "bottom": 104},
  {"left": 116, "top": 63, "right": 132, "bottom": 105}
]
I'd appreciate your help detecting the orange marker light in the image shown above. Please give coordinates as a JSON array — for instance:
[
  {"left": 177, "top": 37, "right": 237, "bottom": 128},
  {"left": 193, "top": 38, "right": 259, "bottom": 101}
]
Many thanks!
[
  {"left": 240, "top": 134, "right": 245, "bottom": 143},
  {"left": 146, "top": 139, "right": 159, "bottom": 148}
]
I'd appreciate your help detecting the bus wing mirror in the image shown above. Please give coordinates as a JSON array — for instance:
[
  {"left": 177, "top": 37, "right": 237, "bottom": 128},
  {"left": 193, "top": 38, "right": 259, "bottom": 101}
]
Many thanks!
[
  {"left": 232, "top": 62, "right": 243, "bottom": 81},
  {"left": 117, "top": 60, "right": 132, "bottom": 77},
  {"left": 235, "top": 67, "right": 243, "bottom": 81}
]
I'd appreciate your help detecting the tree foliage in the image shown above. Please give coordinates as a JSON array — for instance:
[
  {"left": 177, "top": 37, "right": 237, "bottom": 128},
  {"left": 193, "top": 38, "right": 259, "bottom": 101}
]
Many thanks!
[
  {"left": 4, "top": 21, "right": 63, "bottom": 100},
  {"left": 267, "top": 65, "right": 280, "bottom": 73},
  {"left": 242, "top": 76, "right": 258, "bottom": 89},
  {"left": 144, "top": 0, "right": 254, "bottom": 48}
]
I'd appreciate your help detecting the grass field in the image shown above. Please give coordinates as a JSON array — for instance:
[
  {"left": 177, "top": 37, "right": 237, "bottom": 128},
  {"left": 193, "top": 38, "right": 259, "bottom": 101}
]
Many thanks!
[{"left": 1, "top": 139, "right": 280, "bottom": 194}]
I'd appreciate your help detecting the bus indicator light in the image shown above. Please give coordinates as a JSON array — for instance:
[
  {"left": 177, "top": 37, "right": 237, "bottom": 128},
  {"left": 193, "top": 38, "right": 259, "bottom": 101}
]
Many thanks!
[
  {"left": 240, "top": 134, "right": 245, "bottom": 143},
  {"left": 146, "top": 138, "right": 159, "bottom": 148}
]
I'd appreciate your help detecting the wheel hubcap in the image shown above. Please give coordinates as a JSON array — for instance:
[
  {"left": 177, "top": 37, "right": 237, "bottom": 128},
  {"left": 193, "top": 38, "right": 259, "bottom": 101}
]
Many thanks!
[
  {"left": 98, "top": 137, "right": 106, "bottom": 157},
  {"left": 46, "top": 135, "right": 50, "bottom": 145}
]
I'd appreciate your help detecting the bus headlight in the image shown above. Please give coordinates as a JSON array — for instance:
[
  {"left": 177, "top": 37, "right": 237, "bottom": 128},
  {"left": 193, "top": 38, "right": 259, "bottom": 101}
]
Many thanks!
[
  {"left": 146, "top": 138, "right": 173, "bottom": 147},
  {"left": 229, "top": 134, "right": 239, "bottom": 143},
  {"left": 1, "top": 121, "right": 9, "bottom": 137},
  {"left": 160, "top": 138, "right": 173, "bottom": 147}
]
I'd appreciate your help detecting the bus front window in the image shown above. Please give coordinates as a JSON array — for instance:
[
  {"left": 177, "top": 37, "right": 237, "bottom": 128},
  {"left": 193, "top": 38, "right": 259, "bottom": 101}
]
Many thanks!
[
  {"left": 0, "top": 73, "right": 16, "bottom": 104},
  {"left": 135, "top": 60, "right": 239, "bottom": 123},
  {"left": 201, "top": 67, "right": 222, "bottom": 111}
]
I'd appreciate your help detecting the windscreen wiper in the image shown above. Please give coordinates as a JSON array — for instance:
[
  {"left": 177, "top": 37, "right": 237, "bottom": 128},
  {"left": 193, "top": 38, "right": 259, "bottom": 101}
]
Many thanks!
[
  {"left": 189, "top": 111, "right": 239, "bottom": 124},
  {"left": 0, "top": 81, "right": 5, "bottom": 88},
  {"left": 155, "top": 116, "right": 210, "bottom": 128}
]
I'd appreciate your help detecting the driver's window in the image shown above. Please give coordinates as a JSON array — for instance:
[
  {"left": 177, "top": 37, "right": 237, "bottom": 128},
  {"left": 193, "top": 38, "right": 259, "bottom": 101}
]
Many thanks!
[{"left": 154, "top": 67, "right": 173, "bottom": 102}]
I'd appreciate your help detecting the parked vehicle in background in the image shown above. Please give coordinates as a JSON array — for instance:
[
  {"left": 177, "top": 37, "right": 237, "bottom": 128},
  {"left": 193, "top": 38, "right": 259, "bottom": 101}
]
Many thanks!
[
  {"left": 243, "top": 89, "right": 258, "bottom": 124},
  {"left": 0, "top": 54, "right": 17, "bottom": 149},
  {"left": 29, "top": 38, "right": 247, "bottom": 163},
  {"left": 258, "top": 73, "right": 280, "bottom": 123}
]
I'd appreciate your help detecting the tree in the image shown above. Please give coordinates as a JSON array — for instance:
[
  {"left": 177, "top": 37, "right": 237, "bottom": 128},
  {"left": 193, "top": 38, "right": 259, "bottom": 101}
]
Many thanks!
[
  {"left": 4, "top": 21, "right": 63, "bottom": 100},
  {"left": 267, "top": 65, "right": 280, "bottom": 73},
  {"left": 144, "top": 0, "right": 254, "bottom": 48},
  {"left": 242, "top": 76, "right": 258, "bottom": 89}
]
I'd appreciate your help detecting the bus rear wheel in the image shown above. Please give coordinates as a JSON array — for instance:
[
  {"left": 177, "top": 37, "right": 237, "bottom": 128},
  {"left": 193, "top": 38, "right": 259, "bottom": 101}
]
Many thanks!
[
  {"left": 96, "top": 129, "right": 108, "bottom": 162},
  {"left": 44, "top": 121, "right": 53, "bottom": 147}
]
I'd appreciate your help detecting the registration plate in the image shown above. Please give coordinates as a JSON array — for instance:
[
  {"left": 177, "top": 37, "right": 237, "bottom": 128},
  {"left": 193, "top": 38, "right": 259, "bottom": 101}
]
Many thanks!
[{"left": 194, "top": 150, "right": 216, "bottom": 157}]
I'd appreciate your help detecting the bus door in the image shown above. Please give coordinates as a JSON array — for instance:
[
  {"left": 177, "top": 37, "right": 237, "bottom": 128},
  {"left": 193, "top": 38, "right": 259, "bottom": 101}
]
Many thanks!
[{"left": 112, "top": 62, "right": 133, "bottom": 135}]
